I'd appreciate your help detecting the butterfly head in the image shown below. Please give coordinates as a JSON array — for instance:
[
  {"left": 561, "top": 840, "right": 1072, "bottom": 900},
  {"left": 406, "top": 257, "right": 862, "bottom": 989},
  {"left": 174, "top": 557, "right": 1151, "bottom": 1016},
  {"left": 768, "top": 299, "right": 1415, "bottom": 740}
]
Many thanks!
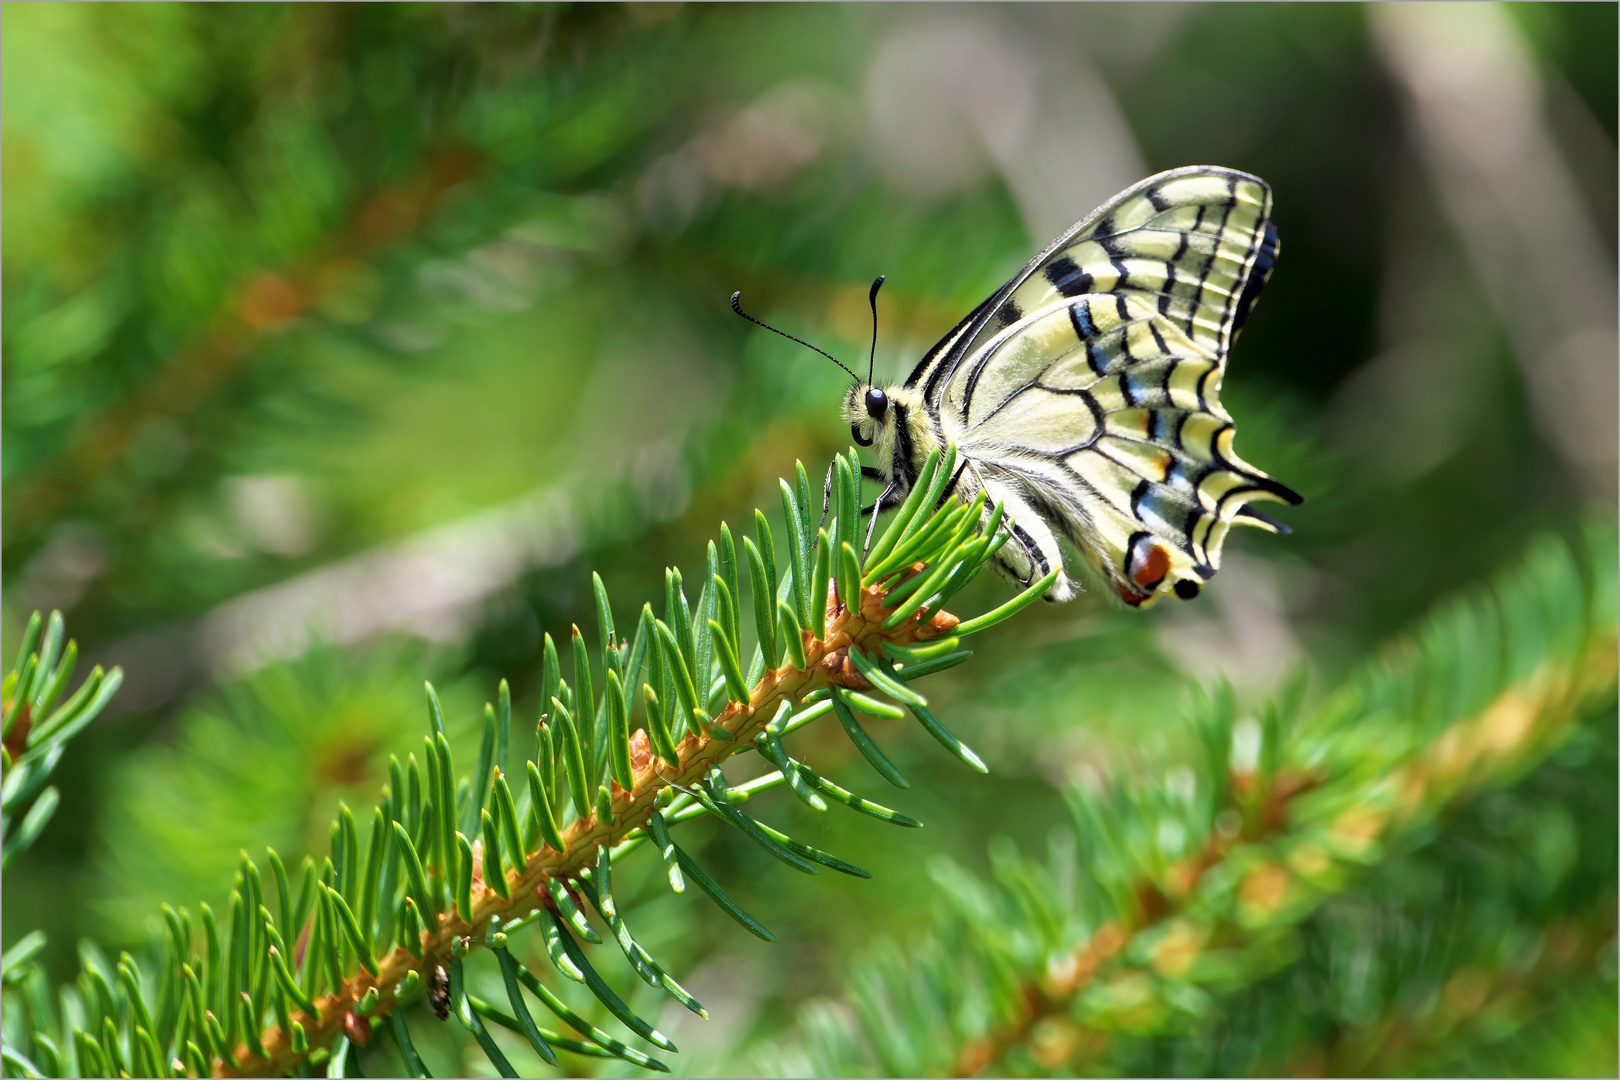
[
  {"left": 846, "top": 385, "right": 890, "bottom": 447},
  {"left": 844, "top": 383, "right": 885, "bottom": 447},
  {"left": 843, "top": 381, "right": 933, "bottom": 488}
]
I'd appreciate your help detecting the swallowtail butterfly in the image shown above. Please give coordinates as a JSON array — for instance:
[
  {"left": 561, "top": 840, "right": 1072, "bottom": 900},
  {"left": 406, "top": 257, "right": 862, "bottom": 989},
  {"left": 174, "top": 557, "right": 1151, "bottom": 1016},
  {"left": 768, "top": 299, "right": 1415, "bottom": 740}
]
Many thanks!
[{"left": 741, "top": 166, "right": 1303, "bottom": 607}]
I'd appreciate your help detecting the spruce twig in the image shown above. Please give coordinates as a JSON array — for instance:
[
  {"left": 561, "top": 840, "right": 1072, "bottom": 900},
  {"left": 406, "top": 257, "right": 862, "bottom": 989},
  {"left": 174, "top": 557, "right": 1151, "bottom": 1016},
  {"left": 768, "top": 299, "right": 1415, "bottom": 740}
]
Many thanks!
[{"left": 181, "top": 446, "right": 1050, "bottom": 1077}]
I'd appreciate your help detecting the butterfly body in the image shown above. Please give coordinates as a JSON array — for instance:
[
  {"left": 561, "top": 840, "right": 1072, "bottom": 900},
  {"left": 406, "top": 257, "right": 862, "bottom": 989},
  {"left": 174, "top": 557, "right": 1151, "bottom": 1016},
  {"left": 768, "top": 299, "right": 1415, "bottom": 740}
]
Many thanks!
[{"left": 846, "top": 165, "right": 1302, "bottom": 609}]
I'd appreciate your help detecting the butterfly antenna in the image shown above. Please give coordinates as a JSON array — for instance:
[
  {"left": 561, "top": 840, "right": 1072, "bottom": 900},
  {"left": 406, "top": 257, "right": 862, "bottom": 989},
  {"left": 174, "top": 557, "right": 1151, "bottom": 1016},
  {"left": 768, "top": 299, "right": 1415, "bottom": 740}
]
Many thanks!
[
  {"left": 867, "top": 274, "right": 885, "bottom": 385},
  {"left": 731, "top": 291, "right": 861, "bottom": 382}
]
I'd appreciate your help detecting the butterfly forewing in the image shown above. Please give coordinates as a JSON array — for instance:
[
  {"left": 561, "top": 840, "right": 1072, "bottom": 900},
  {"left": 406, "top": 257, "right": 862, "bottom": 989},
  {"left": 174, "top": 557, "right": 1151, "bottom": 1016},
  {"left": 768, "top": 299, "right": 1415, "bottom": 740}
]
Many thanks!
[
  {"left": 920, "top": 168, "right": 1277, "bottom": 399},
  {"left": 911, "top": 166, "right": 1299, "bottom": 607}
]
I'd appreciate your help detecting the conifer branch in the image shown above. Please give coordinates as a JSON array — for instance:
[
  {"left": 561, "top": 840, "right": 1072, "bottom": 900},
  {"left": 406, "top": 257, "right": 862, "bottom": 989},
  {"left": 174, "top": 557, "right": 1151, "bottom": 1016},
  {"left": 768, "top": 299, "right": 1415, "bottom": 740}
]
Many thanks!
[
  {"left": 224, "top": 572, "right": 975, "bottom": 1076},
  {"left": 788, "top": 522, "right": 1618, "bottom": 1078},
  {"left": 1, "top": 610, "right": 124, "bottom": 868},
  {"left": 3, "top": 447, "right": 1057, "bottom": 1078},
  {"left": 955, "top": 632, "right": 1614, "bottom": 1076},
  {"left": 1303, "top": 906, "right": 1616, "bottom": 1075}
]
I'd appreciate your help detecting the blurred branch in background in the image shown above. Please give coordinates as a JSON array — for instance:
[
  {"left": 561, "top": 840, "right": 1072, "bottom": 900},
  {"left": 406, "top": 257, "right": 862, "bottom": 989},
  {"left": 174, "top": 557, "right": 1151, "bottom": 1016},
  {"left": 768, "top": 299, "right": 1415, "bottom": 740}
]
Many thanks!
[
  {"left": 5, "top": 141, "right": 483, "bottom": 540},
  {"left": 777, "top": 519, "right": 1617, "bottom": 1077},
  {"left": 95, "top": 432, "right": 679, "bottom": 713},
  {"left": 1371, "top": 2, "right": 1618, "bottom": 495},
  {"left": 864, "top": 6, "right": 1146, "bottom": 243}
]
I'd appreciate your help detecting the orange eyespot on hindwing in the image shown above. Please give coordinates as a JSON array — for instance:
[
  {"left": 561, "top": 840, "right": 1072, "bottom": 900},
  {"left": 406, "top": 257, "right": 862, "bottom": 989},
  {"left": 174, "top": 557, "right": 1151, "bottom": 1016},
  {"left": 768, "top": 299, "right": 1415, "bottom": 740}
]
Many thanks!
[{"left": 1127, "top": 534, "right": 1171, "bottom": 591}]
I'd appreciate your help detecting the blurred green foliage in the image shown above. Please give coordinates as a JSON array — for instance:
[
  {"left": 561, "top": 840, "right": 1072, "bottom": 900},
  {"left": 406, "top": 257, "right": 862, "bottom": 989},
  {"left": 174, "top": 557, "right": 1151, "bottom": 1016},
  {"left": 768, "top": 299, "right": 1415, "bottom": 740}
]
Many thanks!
[
  {"left": 3, "top": 2, "right": 1614, "bottom": 1076},
  {"left": 89, "top": 643, "right": 485, "bottom": 941},
  {"left": 774, "top": 521, "right": 1617, "bottom": 1077}
]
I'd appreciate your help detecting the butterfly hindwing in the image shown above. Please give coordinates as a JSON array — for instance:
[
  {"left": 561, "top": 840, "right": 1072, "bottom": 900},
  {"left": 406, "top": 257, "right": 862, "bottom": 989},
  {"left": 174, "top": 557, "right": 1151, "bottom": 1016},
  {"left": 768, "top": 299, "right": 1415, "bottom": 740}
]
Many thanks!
[
  {"left": 968, "top": 465, "right": 1073, "bottom": 599},
  {"left": 913, "top": 166, "right": 1299, "bottom": 607}
]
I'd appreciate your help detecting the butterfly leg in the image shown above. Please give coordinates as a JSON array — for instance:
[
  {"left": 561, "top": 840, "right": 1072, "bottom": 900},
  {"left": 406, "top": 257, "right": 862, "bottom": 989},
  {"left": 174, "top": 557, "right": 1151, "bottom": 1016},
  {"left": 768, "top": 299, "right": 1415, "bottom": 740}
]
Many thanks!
[
  {"left": 862, "top": 483, "right": 899, "bottom": 556},
  {"left": 816, "top": 461, "right": 837, "bottom": 544}
]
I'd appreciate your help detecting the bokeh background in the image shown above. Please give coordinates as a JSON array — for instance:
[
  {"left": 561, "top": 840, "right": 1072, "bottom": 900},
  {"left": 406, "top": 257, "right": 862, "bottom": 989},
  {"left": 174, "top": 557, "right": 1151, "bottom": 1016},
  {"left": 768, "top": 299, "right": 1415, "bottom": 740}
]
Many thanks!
[{"left": 4, "top": 2, "right": 1615, "bottom": 1075}]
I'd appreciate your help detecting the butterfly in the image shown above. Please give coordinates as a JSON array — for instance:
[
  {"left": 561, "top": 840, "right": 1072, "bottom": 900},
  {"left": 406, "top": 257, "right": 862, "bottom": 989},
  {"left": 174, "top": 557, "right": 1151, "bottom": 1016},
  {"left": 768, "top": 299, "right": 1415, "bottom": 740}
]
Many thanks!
[{"left": 737, "top": 166, "right": 1302, "bottom": 608}]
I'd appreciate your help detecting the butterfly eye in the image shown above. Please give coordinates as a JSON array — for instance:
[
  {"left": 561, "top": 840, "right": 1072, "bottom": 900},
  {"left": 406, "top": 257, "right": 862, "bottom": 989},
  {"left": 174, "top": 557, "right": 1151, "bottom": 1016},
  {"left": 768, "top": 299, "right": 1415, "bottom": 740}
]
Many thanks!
[{"left": 865, "top": 388, "right": 887, "bottom": 420}]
